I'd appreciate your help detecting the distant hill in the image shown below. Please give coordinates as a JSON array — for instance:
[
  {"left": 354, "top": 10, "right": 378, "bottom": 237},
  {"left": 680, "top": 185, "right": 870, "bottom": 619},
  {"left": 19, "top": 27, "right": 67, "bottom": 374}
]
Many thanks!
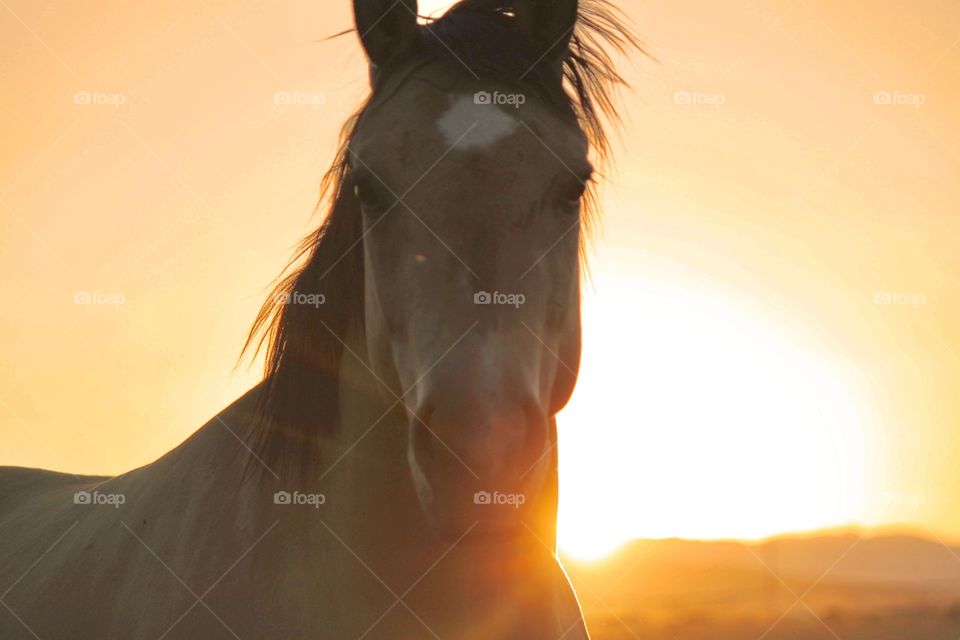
[
  {"left": 562, "top": 530, "right": 960, "bottom": 639},
  {"left": 565, "top": 531, "right": 960, "bottom": 587}
]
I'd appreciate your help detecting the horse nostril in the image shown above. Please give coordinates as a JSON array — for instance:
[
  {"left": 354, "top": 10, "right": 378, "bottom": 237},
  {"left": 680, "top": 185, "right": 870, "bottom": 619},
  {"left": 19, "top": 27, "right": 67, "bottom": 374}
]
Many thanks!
[{"left": 409, "top": 396, "right": 548, "bottom": 482}]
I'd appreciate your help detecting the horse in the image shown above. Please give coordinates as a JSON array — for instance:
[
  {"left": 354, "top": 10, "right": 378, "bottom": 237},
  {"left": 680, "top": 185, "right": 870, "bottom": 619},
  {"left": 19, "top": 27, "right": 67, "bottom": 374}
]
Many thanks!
[{"left": 0, "top": 1, "right": 639, "bottom": 637}]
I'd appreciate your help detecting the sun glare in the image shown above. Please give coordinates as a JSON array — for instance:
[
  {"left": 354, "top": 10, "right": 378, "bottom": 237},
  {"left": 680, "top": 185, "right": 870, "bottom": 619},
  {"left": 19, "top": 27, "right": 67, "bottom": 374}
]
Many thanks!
[
  {"left": 557, "top": 277, "right": 867, "bottom": 560},
  {"left": 418, "top": 1, "right": 457, "bottom": 18}
]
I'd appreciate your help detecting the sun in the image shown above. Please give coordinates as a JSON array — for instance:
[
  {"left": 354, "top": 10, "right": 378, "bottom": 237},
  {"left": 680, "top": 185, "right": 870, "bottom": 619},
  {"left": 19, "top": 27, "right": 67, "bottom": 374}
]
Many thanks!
[{"left": 556, "top": 277, "right": 867, "bottom": 560}]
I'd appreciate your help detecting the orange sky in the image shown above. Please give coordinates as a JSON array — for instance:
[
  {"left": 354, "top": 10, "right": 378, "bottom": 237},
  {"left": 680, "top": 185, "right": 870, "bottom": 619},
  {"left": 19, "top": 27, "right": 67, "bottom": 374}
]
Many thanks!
[{"left": 1, "top": 1, "right": 958, "bottom": 548}]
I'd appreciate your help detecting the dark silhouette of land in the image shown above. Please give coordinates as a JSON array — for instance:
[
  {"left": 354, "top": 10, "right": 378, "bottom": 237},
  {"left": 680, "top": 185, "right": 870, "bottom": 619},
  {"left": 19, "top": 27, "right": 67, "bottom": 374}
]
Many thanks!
[{"left": 563, "top": 530, "right": 960, "bottom": 640}]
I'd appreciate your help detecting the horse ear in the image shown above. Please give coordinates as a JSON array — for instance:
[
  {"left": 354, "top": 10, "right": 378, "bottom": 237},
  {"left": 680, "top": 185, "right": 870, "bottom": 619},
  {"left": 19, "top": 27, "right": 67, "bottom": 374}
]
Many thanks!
[
  {"left": 353, "top": 0, "right": 421, "bottom": 68},
  {"left": 513, "top": 0, "right": 579, "bottom": 70}
]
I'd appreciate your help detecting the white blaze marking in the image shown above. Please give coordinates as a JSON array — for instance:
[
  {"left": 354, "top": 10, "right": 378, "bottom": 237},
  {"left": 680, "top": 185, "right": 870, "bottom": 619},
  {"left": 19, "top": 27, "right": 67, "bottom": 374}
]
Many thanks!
[{"left": 437, "top": 95, "right": 519, "bottom": 150}]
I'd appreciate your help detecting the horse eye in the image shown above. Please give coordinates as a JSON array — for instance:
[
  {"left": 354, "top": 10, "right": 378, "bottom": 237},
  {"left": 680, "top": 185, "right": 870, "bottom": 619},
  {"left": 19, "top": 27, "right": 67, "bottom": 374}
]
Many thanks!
[
  {"left": 354, "top": 180, "right": 386, "bottom": 210},
  {"left": 564, "top": 182, "right": 588, "bottom": 207}
]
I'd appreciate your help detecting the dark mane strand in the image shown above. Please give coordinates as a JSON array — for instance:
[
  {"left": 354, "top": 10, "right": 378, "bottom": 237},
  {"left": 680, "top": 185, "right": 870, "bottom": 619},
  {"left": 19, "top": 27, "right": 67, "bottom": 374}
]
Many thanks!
[
  {"left": 242, "top": 0, "right": 643, "bottom": 476},
  {"left": 241, "top": 108, "right": 366, "bottom": 478}
]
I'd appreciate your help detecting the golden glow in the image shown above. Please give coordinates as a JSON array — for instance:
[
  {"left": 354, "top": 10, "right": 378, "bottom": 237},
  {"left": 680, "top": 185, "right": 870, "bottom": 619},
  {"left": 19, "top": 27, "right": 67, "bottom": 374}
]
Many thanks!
[
  {"left": 557, "top": 276, "right": 868, "bottom": 559},
  {"left": 1, "top": 1, "right": 958, "bottom": 561}
]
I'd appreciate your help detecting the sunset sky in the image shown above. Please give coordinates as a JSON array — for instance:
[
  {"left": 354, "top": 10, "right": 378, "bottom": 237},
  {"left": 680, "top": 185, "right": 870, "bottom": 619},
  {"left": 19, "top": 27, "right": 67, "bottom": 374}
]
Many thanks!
[{"left": 1, "top": 0, "right": 958, "bottom": 558}]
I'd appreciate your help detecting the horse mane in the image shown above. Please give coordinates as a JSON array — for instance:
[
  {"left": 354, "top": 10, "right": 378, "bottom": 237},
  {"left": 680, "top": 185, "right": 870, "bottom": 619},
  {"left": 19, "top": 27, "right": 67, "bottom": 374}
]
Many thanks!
[{"left": 241, "top": 0, "right": 644, "bottom": 477}]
